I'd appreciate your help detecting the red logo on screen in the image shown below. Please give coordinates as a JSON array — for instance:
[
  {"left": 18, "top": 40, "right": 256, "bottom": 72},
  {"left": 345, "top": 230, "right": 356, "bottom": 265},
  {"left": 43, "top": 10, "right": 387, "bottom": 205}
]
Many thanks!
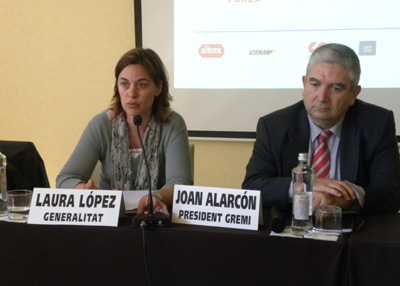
[
  {"left": 199, "top": 44, "right": 224, "bottom": 58},
  {"left": 308, "top": 42, "right": 326, "bottom": 53}
]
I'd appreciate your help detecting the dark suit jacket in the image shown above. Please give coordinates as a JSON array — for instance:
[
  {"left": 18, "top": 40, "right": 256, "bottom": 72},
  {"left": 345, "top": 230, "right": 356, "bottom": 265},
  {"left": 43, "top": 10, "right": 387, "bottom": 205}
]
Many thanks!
[{"left": 242, "top": 99, "right": 400, "bottom": 213}]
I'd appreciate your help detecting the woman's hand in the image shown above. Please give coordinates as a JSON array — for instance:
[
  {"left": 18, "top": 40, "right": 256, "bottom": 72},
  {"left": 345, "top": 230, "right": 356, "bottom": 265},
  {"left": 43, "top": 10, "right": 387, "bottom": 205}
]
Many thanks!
[
  {"left": 74, "top": 180, "right": 98, "bottom": 190},
  {"left": 137, "top": 194, "right": 170, "bottom": 216}
]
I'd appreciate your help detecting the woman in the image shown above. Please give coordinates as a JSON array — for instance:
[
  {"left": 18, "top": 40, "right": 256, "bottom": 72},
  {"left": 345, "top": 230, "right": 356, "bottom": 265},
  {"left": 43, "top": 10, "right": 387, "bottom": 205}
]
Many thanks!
[{"left": 56, "top": 48, "right": 193, "bottom": 215}]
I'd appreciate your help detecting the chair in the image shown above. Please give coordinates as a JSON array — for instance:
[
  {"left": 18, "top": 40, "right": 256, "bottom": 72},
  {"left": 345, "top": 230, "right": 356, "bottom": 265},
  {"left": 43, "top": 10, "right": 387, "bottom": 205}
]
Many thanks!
[
  {"left": 190, "top": 143, "right": 195, "bottom": 179},
  {"left": 0, "top": 141, "right": 50, "bottom": 190}
]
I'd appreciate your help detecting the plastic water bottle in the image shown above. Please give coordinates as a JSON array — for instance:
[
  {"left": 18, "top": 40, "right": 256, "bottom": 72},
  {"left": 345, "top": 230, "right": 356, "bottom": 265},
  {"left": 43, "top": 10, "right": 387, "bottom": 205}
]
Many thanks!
[
  {"left": 291, "top": 153, "right": 314, "bottom": 235},
  {"left": 0, "top": 151, "right": 7, "bottom": 216}
]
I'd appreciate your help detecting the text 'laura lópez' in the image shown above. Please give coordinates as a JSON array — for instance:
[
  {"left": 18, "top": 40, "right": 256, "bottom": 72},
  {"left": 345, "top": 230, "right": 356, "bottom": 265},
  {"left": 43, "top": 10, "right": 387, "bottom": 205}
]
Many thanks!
[{"left": 28, "top": 188, "right": 122, "bottom": 227}]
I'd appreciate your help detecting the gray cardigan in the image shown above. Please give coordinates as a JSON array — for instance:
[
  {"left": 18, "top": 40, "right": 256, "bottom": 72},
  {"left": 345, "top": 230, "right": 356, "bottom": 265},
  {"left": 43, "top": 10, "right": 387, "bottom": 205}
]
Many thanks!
[{"left": 56, "top": 110, "right": 193, "bottom": 190}]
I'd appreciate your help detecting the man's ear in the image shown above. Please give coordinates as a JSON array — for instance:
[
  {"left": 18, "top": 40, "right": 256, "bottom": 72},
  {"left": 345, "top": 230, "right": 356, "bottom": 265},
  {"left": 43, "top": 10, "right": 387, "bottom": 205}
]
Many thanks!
[
  {"left": 350, "top": 85, "right": 362, "bottom": 106},
  {"left": 302, "top": 75, "right": 307, "bottom": 87}
]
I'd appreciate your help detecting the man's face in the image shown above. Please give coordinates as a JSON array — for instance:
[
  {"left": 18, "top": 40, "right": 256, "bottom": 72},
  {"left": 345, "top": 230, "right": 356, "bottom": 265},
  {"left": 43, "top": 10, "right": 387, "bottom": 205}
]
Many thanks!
[{"left": 302, "top": 62, "right": 361, "bottom": 129}]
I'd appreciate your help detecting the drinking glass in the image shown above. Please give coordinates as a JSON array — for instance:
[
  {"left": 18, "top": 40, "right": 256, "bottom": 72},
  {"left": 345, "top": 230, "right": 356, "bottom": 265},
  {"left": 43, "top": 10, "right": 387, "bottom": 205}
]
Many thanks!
[
  {"left": 7, "top": 190, "right": 32, "bottom": 221},
  {"left": 314, "top": 205, "right": 342, "bottom": 234}
]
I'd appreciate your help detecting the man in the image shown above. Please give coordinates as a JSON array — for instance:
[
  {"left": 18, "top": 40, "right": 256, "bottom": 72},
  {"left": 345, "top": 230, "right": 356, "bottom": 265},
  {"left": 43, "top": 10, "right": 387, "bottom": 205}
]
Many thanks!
[{"left": 242, "top": 43, "right": 400, "bottom": 213}]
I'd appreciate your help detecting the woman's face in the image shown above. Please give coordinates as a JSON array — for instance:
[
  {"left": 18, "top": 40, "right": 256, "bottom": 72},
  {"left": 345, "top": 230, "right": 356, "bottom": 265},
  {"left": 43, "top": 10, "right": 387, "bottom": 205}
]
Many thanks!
[{"left": 118, "top": 64, "right": 162, "bottom": 122}]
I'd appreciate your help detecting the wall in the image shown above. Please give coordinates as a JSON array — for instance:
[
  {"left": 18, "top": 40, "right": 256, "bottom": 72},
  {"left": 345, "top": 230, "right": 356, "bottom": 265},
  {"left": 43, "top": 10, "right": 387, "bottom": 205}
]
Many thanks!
[
  {"left": 190, "top": 139, "right": 253, "bottom": 189},
  {"left": 0, "top": 0, "right": 254, "bottom": 189}
]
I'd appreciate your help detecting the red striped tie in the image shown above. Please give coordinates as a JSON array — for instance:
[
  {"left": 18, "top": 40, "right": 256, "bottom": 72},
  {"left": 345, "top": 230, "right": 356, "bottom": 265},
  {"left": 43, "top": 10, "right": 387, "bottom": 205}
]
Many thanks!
[{"left": 312, "top": 130, "right": 333, "bottom": 178}]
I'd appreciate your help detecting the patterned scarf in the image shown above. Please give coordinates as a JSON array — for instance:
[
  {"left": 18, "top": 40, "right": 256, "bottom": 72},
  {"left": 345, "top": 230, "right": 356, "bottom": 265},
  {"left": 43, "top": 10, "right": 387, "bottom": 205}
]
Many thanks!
[{"left": 111, "top": 113, "right": 161, "bottom": 190}]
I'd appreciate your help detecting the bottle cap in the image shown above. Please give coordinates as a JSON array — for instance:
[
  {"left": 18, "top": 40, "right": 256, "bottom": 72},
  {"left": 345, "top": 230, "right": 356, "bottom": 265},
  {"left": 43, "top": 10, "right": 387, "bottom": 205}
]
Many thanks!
[{"left": 298, "top": 153, "right": 308, "bottom": 161}]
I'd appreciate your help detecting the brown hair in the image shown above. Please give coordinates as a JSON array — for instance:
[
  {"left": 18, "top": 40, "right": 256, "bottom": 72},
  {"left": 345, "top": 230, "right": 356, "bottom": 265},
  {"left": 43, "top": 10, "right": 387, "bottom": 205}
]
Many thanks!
[{"left": 109, "top": 48, "right": 172, "bottom": 123}]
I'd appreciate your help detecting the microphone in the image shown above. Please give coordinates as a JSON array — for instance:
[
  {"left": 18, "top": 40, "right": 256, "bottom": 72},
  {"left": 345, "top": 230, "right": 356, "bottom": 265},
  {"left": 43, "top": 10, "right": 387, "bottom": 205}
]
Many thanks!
[
  {"left": 269, "top": 205, "right": 285, "bottom": 233},
  {"left": 132, "top": 115, "right": 171, "bottom": 227}
]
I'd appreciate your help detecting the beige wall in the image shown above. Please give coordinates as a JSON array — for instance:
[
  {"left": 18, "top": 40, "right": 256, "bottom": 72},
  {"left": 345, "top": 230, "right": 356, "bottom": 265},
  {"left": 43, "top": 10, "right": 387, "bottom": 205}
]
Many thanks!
[
  {"left": 190, "top": 139, "right": 253, "bottom": 189},
  {"left": 0, "top": 0, "right": 254, "bottom": 189}
]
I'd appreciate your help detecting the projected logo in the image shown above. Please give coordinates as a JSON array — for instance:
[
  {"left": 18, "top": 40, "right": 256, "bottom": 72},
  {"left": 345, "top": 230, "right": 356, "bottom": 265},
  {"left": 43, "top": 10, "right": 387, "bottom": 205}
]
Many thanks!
[
  {"left": 359, "top": 41, "right": 376, "bottom": 56},
  {"left": 199, "top": 44, "right": 224, "bottom": 58},
  {"left": 308, "top": 42, "right": 327, "bottom": 53},
  {"left": 249, "top": 48, "right": 275, "bottom": 56}
]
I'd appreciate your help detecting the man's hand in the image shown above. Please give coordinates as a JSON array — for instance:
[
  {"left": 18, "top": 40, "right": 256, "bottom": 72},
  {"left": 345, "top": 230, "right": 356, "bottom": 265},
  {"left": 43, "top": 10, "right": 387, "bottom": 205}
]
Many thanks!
[
  {"left": 312, "top": 178, "right": 361, "bottom": 213},
  {"left": 313, "top": 178, "right": 356, "bottom": 201},
  {"left": 313, "top": 192, "right": 361, "bottom": 214}
]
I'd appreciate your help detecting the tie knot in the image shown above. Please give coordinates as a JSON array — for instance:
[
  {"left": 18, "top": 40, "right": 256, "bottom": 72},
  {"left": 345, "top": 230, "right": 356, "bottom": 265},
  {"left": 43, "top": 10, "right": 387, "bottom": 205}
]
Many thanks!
[{"left": 319, "top": 130, "right": 333, "bottom": 142}]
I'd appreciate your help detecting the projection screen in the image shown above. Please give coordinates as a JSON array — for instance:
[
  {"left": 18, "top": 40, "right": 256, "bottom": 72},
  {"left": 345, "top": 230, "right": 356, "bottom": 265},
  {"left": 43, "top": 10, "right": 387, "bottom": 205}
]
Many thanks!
[{"left": 139, "top": 0, "right": 400, "bottom": 140}]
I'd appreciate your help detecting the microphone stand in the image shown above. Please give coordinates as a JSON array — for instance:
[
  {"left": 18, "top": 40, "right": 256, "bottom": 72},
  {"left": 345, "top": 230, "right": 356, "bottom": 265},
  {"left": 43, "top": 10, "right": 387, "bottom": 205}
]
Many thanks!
[{"left": 132, "top": 115, "right": 171, "bottom": 228}]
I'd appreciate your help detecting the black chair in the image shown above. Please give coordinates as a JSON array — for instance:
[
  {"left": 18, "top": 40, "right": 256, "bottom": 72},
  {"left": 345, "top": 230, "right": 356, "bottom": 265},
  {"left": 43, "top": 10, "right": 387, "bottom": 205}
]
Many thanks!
[{"left": 0, "top": 141, "right": 50, "bottom": 191}]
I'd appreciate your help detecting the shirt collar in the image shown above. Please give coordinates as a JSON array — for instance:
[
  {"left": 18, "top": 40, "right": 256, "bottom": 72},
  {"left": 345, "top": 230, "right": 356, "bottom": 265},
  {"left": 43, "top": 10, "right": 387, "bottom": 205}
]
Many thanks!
[{"left": 308, "top": 115, "right": 344, "bottom": 143}]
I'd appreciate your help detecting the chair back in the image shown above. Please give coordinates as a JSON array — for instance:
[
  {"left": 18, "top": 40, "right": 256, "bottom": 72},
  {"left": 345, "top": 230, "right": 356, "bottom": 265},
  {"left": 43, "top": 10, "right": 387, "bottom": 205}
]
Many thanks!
[{"left": 0, "top": 141, "right": 50, "bottom": 190}]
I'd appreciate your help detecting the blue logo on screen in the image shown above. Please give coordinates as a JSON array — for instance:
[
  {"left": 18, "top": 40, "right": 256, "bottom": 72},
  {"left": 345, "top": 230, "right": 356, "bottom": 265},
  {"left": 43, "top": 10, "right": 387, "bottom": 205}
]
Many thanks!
[{"left": 359, "top": 41, "right": 376, "bottom": 56}]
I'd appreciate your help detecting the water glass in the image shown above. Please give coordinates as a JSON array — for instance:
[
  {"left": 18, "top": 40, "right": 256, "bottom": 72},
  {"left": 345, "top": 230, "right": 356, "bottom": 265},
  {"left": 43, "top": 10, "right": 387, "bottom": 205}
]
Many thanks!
[
  {"left": 7, "top": 190, "right": 32, "bottom": 221},
  {"left": 314, "top": 205, "right": 342, "bottom": 234}
]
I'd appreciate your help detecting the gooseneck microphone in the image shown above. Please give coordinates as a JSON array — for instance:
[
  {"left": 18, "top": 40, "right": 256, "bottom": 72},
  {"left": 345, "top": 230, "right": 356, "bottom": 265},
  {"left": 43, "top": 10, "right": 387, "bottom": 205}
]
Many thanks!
[
  {"left": 132, "top": 115, "right": 171, "bottom": 227},
  {"left": 133, "top": 115, "right": 154, "bottom": 216}
]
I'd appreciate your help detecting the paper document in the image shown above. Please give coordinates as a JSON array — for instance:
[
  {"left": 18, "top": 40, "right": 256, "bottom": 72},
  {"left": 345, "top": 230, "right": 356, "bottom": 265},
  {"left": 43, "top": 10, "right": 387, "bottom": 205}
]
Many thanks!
[
  {"left": 122, "top": 190, "right": 148, "bottom": 213},
  {"left": 270, "top": 227, "right": 340, "bottom": 241}
]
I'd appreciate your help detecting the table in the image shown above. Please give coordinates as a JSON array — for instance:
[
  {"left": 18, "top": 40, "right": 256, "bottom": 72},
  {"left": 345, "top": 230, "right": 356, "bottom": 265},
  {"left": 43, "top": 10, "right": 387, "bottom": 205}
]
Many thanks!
[
  {"left": 346, "top": 212, "right": 400, "bottom": 286},
  {"left": 0, "top": 213, "right": 347, "bottom": 286},
  {"left": 2, "top": 211, "right": 399, "bottom": 286}
]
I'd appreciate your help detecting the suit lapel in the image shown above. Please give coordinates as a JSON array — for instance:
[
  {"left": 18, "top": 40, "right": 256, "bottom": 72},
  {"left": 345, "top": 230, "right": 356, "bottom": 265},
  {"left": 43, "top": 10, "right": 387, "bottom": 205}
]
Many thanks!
[
  {"left": 283, "top": 108, "right": 310, "bottom": 174},
  {"left": 340, "top": 105, "right": 360, "bottom": 182},
  {"left": 281, "top": 101, "right": 361, "bottom": 180}
]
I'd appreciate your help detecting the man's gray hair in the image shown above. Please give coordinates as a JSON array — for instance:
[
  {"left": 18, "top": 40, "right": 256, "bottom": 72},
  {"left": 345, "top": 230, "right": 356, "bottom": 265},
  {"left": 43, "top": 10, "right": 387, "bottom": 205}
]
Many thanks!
[{"left": 306, "top": 43, "right": 361, "bottom": 91}]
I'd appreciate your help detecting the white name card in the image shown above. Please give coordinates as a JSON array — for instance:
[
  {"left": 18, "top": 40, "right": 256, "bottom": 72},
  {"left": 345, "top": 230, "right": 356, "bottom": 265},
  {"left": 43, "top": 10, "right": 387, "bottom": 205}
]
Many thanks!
[
  {"left": 172, "top": 185, "right": 261, "bottom": 231},
  {"left": 27, "top": 188, "right": 122, "bottom": 227}
]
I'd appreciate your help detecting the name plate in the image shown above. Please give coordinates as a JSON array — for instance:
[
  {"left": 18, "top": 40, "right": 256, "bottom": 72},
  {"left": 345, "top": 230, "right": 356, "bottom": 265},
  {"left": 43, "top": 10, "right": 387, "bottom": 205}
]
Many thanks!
[
  {"left": 27, "top": 188, "right": 122, "bottom": 227},
  {"left": 172, "top": 185, "right": 261, "bottom": 231}
]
